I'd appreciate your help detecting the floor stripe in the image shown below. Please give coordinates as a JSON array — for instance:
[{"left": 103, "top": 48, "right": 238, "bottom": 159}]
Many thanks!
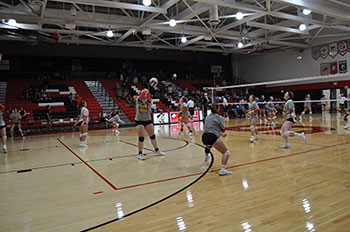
[
  {"left": 57, "top": 139, "right": 118, "bottom": 190},
  {"left": 211, "top": 141, "right": 350, "bottom": 172}
]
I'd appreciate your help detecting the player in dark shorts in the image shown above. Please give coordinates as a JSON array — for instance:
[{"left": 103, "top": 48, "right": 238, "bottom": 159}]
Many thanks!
[
  {"left": 300, "top": 94, "right": 313, "bottom": 121},
  {"left": 0, "top": 104, "right": 7, "bottom": 153},
  {"left": 9, "top": 108, "right": 24, "bottom": 138},
  {"left": 202, "top": 103, "right": 232, "bottom": 176},
  {"left": 280, "top": 91, "right": 306, "bottom": 148},
  {"left": 74, "top": 101, "right": 89, "bottom": 148},
  {"left": 135, "top": 89, "right": 164, "bottom": 161}
]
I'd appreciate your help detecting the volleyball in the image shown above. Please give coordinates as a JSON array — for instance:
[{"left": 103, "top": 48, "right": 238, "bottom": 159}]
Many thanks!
[{"left": 150, "top": 77, "right": 158, "bottom": 87}]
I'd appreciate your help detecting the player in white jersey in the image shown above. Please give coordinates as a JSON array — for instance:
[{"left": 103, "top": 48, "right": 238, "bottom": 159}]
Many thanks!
[
  {"left": 247, "top": 95, "right": 259, "bottom": 142},
  {"left": 280, "top": 91, "right": 306, "bottom": 149},
  {"left": 0, "top": 104, "right": 7, "bottom": 153},
  {"left": 222, "top": 96, "right": 229, "bottom": 121},
  {"left": 266, "top": 96, "right": 277, "bottom": 127},
  {"left": 74, "top": 101, "right": 89, "bottom": 148},
  {"left": 178, "top": 97, "right": 193, "bottom": 136},
  {"left": 187, "top": 98, "right": 195, "bottom": 122},
  {"left": 105, "top": 111, "right": 125, "bottom": 134},
  {"left": 300, "top": 94, "right": 313, "bottom": 120}
]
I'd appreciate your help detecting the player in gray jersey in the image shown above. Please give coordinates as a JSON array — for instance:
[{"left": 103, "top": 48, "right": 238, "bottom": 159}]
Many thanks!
[
  {"left": 9, "top": 108, "right": 24, "bottom": 138},
  {"left": 202, "top": 103, "right": 232, "bottom": 176},
  {"left": 74, "top": 101, "right": 89, "bottom": 148},
  {"left": 178, "top": 97, "right": 193, "bottom": 136},
  {"left": 300, "top": 94, "right": 313, "bottom": 120},
  {"left": 280, "top": 91, "right": 306, "bottom": 149},
  {"left": 247, "top": 95, "right": 259, "bottom": 142},
  {"left": 105, "top": 111, "right": 125, "bottom": 134},
  {"left": 0, "top": 104, "right": 7, "bottom": 153},
  {"left": 320, "top": 95, "right": 328, "bottom": 113},
  {"left": 266, "top": 96, "right": 277, "bottom": 127},
  {"left": 344, "top": 93, "right": 350, "bottom": 129},
  {"left": 135, "top": 89, "right": 164, "bottom": 161}
]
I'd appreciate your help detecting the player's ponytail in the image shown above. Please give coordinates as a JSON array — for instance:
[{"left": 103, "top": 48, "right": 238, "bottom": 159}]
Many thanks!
[{"left": 210, "top": 102, "right": 219, "bottom": 114}]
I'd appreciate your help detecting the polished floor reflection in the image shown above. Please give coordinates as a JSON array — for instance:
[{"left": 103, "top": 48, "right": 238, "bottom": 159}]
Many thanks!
[{"left": 0, "top": 113, "right": 349, "bottom": 231}]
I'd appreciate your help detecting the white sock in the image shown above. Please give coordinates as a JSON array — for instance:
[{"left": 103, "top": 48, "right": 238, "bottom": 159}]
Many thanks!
[
  {"left": 3, "top": 145, "right": 6, "bottom": 148},
  {"left": 221, "top": 165, "right": 226, "bottom": 169}
]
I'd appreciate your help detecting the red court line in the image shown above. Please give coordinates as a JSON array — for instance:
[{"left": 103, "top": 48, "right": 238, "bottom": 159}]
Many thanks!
[
  {"left": 57, "top": 139, "right": 118, "bottom": 190},
  {"left": 93, "top": 191, "right": 104, "bottom": 195},
  {"left": 117, "top": 172, "right": 202, "bottom": 190},
  {"left": 212, "top": 141, "right": 350, "bottom": 172}
]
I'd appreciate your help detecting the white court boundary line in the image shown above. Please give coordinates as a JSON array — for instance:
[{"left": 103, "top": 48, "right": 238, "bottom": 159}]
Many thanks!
[
  {"left": 217, "top": 99, "right": 350, "bottom": 105},
  {"left": 204, "top": 72, "right": 350, "bottom": 90}
]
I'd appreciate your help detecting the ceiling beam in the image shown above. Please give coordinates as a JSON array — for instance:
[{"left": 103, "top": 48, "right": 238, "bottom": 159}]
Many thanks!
[
  {"left": 179, "top": 3, "right": 209, "bottom": 20},
  {"left": 115, "top": 29, "right": 134, "bottom": 44},
  {"left": 247, "top": 21, "right": 307, "bottom": 35},
  {"left": 216, "top": 13, "right": 264, "bottom": 33},
  {"left": 49, "top": 0, "right": 168, "bottom": 14},
  {"left": 193, "top": 0, "right": 265, "bottom": 13},
  {"left": 179, "top": 35, "right": 205, "bottom": 48},
  {"left": 273, "top": 0, "right": 350, "bottom": 21},
  {"left": 268, "top": 40, "right": 307, "bottom": 48}
]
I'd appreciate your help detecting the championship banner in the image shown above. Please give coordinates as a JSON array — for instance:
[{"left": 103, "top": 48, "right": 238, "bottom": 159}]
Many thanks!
[
  {"left": 330, "top": 62, "right": 337, "bottom": 74},
  {"left": 320, "top": 63, "right": 329, "bottom": 75},
  {"left": 329, "top": 42, "right": 338, "bottom": 58},
  {"left": 338, "top": 40, "right": 348, "bottom": 56},
  {"left": 339, "top": 60, "right": 347, "bottom": 74},
  {"left": 311, "top": 46, "right": 320, "bottom": 60},
  {"left": 320, "top": 44, "right": 329, "bottom": 59}
]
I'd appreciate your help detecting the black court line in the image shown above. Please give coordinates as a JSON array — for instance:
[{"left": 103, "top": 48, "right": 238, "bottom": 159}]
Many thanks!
[
  {"left": 0, "top": 138, "right": 189, "bottom": 174},
  {"left": 82, "top": 141, "right": 212, "bottom": 232}
]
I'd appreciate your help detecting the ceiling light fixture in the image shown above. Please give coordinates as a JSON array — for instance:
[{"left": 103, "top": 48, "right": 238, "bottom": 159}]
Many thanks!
[
  {"left": 299, "top": 24, "right": 307, "bottom": 31},
  {"left": 142, "top": 0, "right": 151, "bottom": 7},
  {"left": 106, "top": 30, "right": 114, "bottom": 37},
  {"left": 181, "top": 36, "right": 187, "bottom": 43},
  {"left": 302, "top": 9, "right": 311, "bottom": 15},
  {"left": 236, "top": 12, "right": 244, "bottom": 20},
  {"left": 169, "top": 19, "right": 177, "bottom": 27},
  {"left": 237, "top": 42, "right": 244, "bottom": 48},
  {"left": 8, "top": 19, "right": 17, "bottom": 26}
]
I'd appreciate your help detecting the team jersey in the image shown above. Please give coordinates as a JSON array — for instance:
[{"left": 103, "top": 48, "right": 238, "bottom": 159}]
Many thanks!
[
  {"left": 187, "top": 99, "right": 194, "bottom": 108},
  {"left": 304, "top": 97, "right": 311, "bottom": 108},
  {"left": 79, "top": 107, "right": 89, "bottom": 124},
  {"left": 249, "top": 101, "right": 259, "bottom": 120},
  {"left": 0, "top": 110, "right": 5, "bottom": 126},
  {"left": 135, "top": 95, "right": 152, "bottom": 121},
  {"left": 285, "top": 99, "right": 295, "bottom": 119},
  {"left": 109, "top": 114, "right": 122, "bottom": 123},
  {"left": 10, "top": 113, "right": 21, "bottom": 122},
  {"left": 222, "top": 98, "right": 228, "bottom": 107},
  {"left": 204, "top": 113, "right": 225, "bottom": 138},
  {"left": 258, "top": 99, "right": 266, "bottom": 109},
  {"left": 320, "top": 97, "right": 327, "bottom": 105},
  {"left": 266, "top": 101, "right": 275, "bottom": 112},
  {"left": 180, "top": 103, "right": 190, "bottom": 118}
]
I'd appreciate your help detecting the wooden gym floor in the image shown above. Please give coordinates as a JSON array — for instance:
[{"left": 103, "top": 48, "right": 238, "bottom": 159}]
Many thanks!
[{"left": 0, "top": 113, "right": 349, "bottom": 231}]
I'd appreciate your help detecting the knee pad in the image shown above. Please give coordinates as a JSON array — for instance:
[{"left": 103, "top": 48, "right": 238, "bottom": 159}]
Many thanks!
[
  {"left": 205, "top": 147, "right": 210, "bottom": 154},
  {"left": 2, "top": 135, "right": 7, "bottom": 140},
  {"left": 345, "top": 115, "right": 348, "bottom": 122},
  {"left": 280, "top": 129, "right": 286, "bottom": 136},
  {"left": 80, "top": 133, "right": 83, "bottom": 137},
  {"left": 150, "top": 134, "right": 156, "bottom": 140},
  {"left": 310, "top": 112, "right": 312, "bottom": 115},
  {"left": 83, "top": 132, "right": 88, "bottom": 136},
  {"left": 223, "top": 150, "right": 230, "bottom": 156},
  {"left": 250, "top": 125, "right": 255, "bottom": 132},
  {"left": 139, "top": 137, "right": 145, "bottom": 142}
]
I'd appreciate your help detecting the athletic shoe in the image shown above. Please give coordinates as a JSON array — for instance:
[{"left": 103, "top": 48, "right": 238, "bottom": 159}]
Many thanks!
[
  {"left": 2, "top": 147, "right": 7, "bottom": 153},
  {"left": 188, "top": 132, "right": 193, "bottom": 136},
  {"left": 344, "top": 124, "right": 349, "bottom": 129},
  {"left": 255, "top": 135, "right": 260, "bottom": 140},
  {"left": 155, "top": 150, "right": 165, "bottom": 156},
  {"left": 280, "top": 143, "right": 291, "bottom": 149},
  {"left": 204, "top": 155, "right": 210, "bottom": 163},
  {"left": 264, "top": 119, "right": 268, "bottom": 125},
  {"left": 300, "top": 132, "right": 306, "bottom": 143},
  {"left": 249, "top": 137, "right": 255, "bottom": 143},
  {"left": 219, "top": 169, "right": 232, "bottom": 176},
  {"left": 115, "top": 130, "right": 120, "bottom": 135},
  {"left": 78, "top": 143, "right": 87, "bottom": 148},
  {"left": 309, "top": 116, "right": 313, "bottom": 120},
  {"left": 138, "top": 153, "right": 145, "bottom": 160},
  {"left": 299, "top": 115, "right": 302, "bottom": 120}
]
